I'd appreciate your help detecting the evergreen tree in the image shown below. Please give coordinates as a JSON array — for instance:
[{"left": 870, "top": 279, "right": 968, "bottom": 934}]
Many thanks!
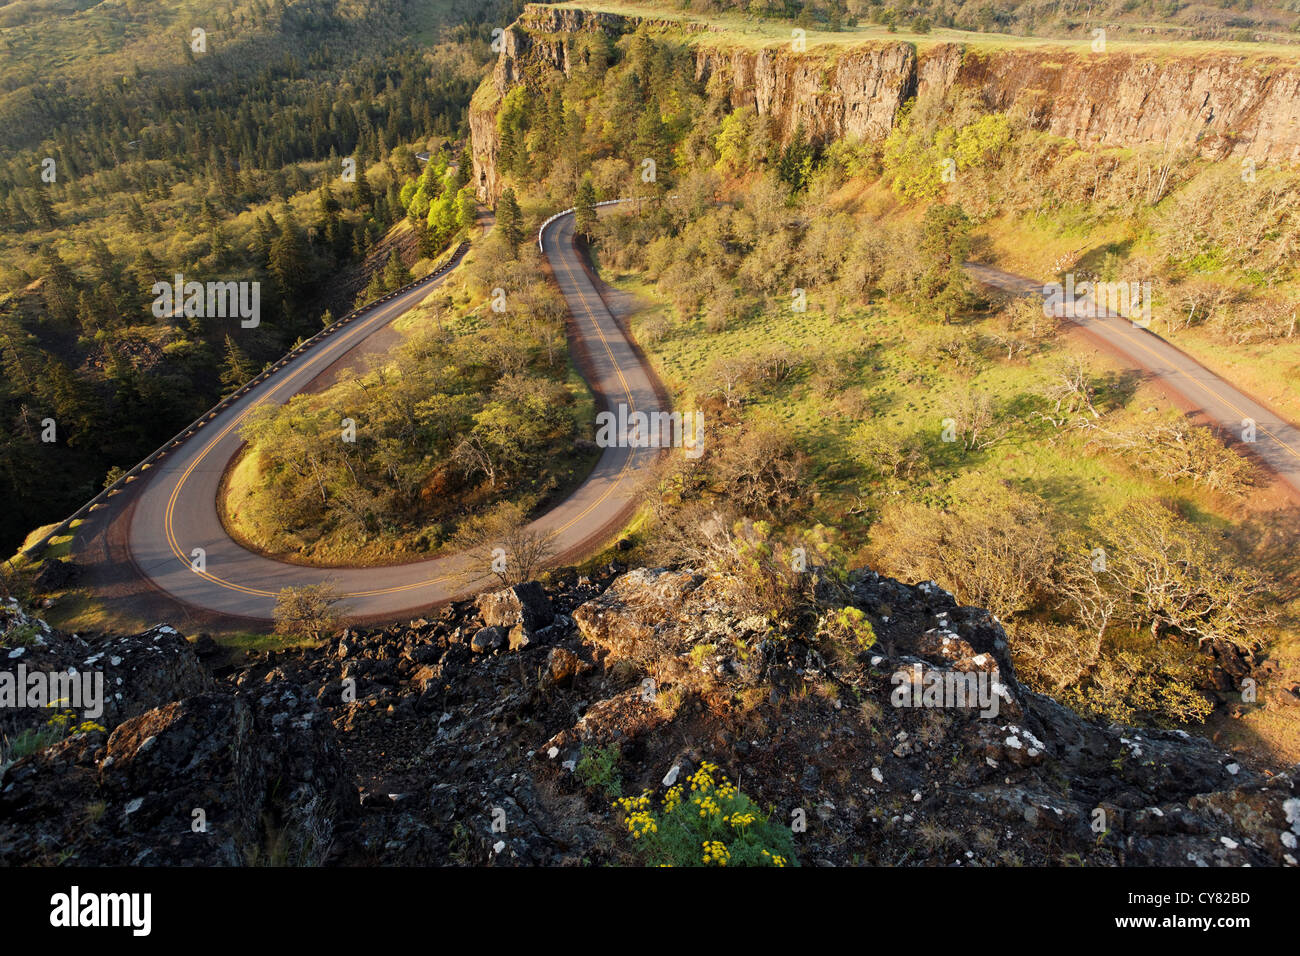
[
  {"left": 495, "top": 187, "right": 524, "bottom": 250},
  {"left": 382, "top": 248, "right": 412, "bottom": 290},
  {"left": 454, "top": 147, "right": 473, "bottom": 192},
  {"left": 5, "top": 196, "right": 29, "bottom": 230},
  {"left": 575, "top": 176, "right": 598, "bottom": 239},
  {"left": 357, "top": 270, "right": 387, "bottom": 308},
  {"left": 201, "top": 198, "right": 220, "bottom": 231},
  {"left": 356, "top": 169, "right": 374, "bottom": 209},
  {"left": 455, "top": 188, "right": 477, "bottom": 232},
  {"left": 30, "top": 187, "right": 57, "bottom": 228},
  {"left": 39, "top": 248, "right": 79, "bottom": 324},
  {"left": 220, "top": 335, "right": 256, "bottom": 391},
  {"left": 634, "top": 102, "right": 668, "bottom": 161},
  {"left": 77, "top": 291, "right": 103, "bottom": 334},
  {"left": 778, "top": 123, "right": 816, "bottom": 191},
  {"left": 269, "top": 214, "right": 309, "bottom": 301},
  {"left": 918, "top": 203, "right": 974, "bottom": 323},
  {"left": 384, "top": 182, "right": 402, "bottom": 225},
  {"left": 253, "top": 213, "right": 277, "bottom": 261}
]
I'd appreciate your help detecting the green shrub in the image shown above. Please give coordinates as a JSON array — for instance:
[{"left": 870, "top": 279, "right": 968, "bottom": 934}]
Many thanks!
[
  {"left": 576, "top": 743, "right": 622, "bottom": 798},
  {"left": 0, "top": 621, "right": 42, "bottom": 649},
  {"left": 614, "top": 762, "right": 798, "bottom": 867},
  {"left": 0, "top": 711, "right": 105, "bottom": 771},
  {"left": 1, "top": 725, "right": 61, "bottom": 765},
  {"left": 818, "top": 606, "right": 877, "bottom": 651}
]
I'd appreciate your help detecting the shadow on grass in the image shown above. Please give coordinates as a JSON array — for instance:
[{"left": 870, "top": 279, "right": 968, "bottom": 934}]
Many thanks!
[{"left": 1070, "top": 239, "right": 1137, "bottom": 281}]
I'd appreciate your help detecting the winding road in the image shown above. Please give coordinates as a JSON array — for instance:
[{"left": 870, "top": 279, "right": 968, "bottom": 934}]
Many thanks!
[
  {"left": 115, "top": 209, "right": 664, "bottom": 621},
  {"left": 49, "top": 213, "right": 1300, "bottom": 626},
  {"left": 968, "top": 262, "right": 1300, "bottom": 501}
]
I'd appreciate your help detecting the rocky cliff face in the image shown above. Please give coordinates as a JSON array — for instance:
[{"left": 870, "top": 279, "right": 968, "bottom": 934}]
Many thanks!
[
  {"left": 3, "top": 567, "right": 1297, "bottom": 866},
  {"left": 469, "top": 3, "right": 1300, "bottom": 201},
  {"left": 694, "top": 43, "right": 917, "bottom": 146},
  {"left": 470, "top": 5, "right": 639, "bottom": 202},
  {"left": 468, "top": 90, "right": 503, "bottom": 204},
  {"left": 923, "top": 44, "right": 1300, "bottom": 164}
]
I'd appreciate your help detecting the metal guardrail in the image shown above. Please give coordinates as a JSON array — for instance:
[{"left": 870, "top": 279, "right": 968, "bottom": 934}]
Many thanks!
[
  {"left": 537, "top": 197, "right": 650, "bottom": 252},
  {"left": 18, "top": 240, "right": 470, "bottom": 562}
]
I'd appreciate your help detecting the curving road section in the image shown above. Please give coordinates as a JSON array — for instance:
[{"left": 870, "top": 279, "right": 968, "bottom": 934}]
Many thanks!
[
  {"left": 80, "top": 218, "right": 1298, "bottom": 626},
  {"left": 122, "top": 210, "right": 664, "bottom": 621},
  {"left": 967, "top": 261, "right": 1300, "bottom": 500}
]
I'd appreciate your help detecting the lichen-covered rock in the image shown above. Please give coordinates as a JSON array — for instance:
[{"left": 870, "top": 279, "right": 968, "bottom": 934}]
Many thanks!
[
  {"left": 470, "top": 626, "right": 506, "bottom": 653},
  {"left": 571, "top": 568, "right": 701, "bottom": 662},
  {"left": 478, "top": 581, "right": 553, "bottom": 625},
  {"left": 4, "top": 557, "right": 1297, "bottom": 867},
  {"left": 560, "top": 565, "right": 1300, "bottom": 867},
  {"left": 0, "top": 601, "right": 210, "bottom": 744}
]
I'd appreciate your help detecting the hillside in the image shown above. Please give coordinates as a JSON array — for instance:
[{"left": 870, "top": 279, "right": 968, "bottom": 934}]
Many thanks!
[
  {"left": 470, "top": 1, "right": 1300, "bottom": 205},
  {"left": 3, "top": 0, "right": 1300, "bottom": 883},
  {"left": 0, "top": 0, "right": 523, "bottom": 556}
]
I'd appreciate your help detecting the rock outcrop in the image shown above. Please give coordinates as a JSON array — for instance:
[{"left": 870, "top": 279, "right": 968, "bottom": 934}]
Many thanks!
[
  {"left": 0, "top": 599, "right": 345, "bottom": 866},
  {"left": 476, "top": 581, "right": 556, "bottom": 650},
  {"left": 0, "top": 683, "right": 348, "bottom": 866},
  {"left": 2, "top": 563, "right": 1296, "bottom": 866},
  {"left": 562, "top": 566, "right": 1300, "bottom": 867}
]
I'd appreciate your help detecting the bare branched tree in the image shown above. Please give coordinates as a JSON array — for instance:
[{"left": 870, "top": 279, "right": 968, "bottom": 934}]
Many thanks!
[
  {"left": 273, "top": 583, "right": 349, "bottom": 642},
  {"left": 453, "top": 502, "right": 556, "bottom": 587}
]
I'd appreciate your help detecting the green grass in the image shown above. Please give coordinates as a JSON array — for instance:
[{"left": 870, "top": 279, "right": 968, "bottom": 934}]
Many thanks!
[
  {"left": 591, "top": 222, "right": 1278, "bottom": 553},
  {"left": 210, "top": 629, "right": 322, "bottom": 653},
  {"left": 588, "top": 203, "right": 1300, "bottom": 757},
  {"left": 9, "top": 518, "right": 84, "bottom": 567},
  {"left": 34, "top": 588, "right": 312, "bottom": 652},
  {"left": 37, "top": 588, "right": 155, "bottom": 636},
  {"left": 549, "top": 0, "right": 1300, "bottom": 60}
]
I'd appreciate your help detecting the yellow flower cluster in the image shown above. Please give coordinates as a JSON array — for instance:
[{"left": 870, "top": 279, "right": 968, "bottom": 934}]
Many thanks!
[
  {"left": 625, "top": 811, "right": 657, "bottom": 839},
  {"left": 614, "top": 791, "right": 652, "bottom": 814},
  {"left": 663, "top": 785, "right": 684, "bottom": 814},
  {"left": 694, "top": 795, "right": 722, "bottom": 819},
  {"left": 610, "top": 761, "right": 793, "bottom": 867},
  {"left": 614, "top": 792, "right": 659, "bottom": 839},
  {"left": 49, "top": 712, "right": 106, "bottom": 735},
  {"left": 701, "top": 841, "right": 730, "bottom": 866},
  {"left": 689, "top": 761, "right": 721, "bottom": 793}
]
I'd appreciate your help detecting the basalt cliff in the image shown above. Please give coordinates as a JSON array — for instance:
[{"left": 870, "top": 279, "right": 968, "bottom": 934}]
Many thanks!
[{"left": 470, "top": 3, "right": 1300, "bottom": 202}]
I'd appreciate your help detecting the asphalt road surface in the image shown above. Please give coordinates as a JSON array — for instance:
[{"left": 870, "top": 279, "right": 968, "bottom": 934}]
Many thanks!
[
  {"left": 124, "top": 211, "right": 664, "bottom": 621},
  {"left": 967, "top": 261, "right": 1300, "bottom": 500}
]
